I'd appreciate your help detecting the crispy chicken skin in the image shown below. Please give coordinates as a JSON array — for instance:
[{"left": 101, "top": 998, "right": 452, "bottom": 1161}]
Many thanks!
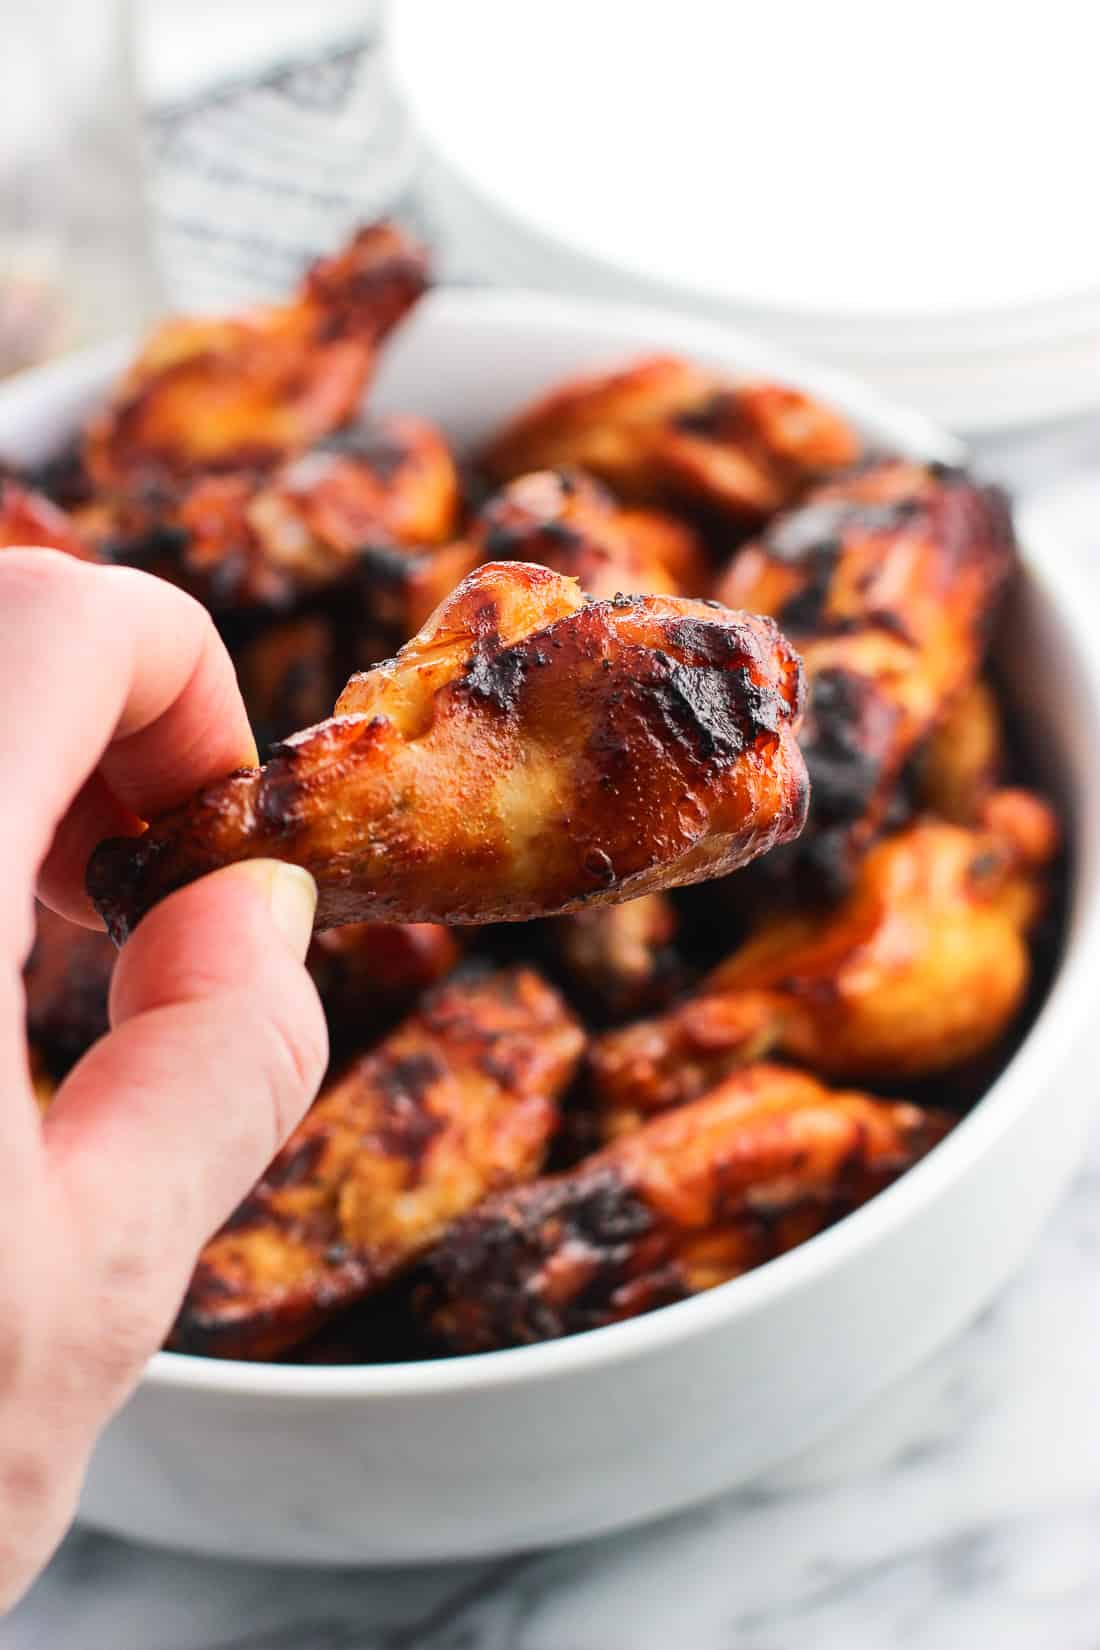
[
  {"left": 24, "top": 905, "right": 115, "bottom": 1081},
  {"left": 716, "top": 460, "right": 1016, "bottom": 891},
  {"left": 84, "top": 222, "right": 429, "bottom": 493},
  {"left": 590, "top": 790, "right": 1058, "bottom": 1131},
  {"left": 918, "top": 677, "right": 1005, "bottom": 824},
  {"left": 0, "top": 482, "right": 93, "bottom": 559},
  {"left": 170, "top": 966, "right": 584, "bottom": 1359},
  {"left": 88, "top": 560, "right": 809, "bottom": 942},
  {"left": 417, "top": 1063, "right": 950, "bottom": 1352},
  {"left": 482, "top": 356, "right": 860, "bottom": 518}
]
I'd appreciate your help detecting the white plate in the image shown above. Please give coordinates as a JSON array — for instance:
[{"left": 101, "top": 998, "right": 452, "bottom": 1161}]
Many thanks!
[{"left": 386, "top": 0, "right": 1100, "bottom": 431}]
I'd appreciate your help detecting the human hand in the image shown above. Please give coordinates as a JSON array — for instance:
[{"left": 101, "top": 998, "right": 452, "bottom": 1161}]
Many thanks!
[{"left": 0, "top": 550, "right": 328, "bottom": 1608}]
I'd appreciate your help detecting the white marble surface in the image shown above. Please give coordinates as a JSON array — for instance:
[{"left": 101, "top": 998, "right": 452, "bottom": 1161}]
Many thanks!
[{"left": 6, "top": 416, "right": 1100, "bottom": 1650}]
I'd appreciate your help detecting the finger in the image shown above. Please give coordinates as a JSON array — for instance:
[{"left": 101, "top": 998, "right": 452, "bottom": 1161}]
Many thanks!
[
  {"left": 43, "top": 860, "right": 326, "bottom": 1359},
  {"left": 0, "top": 551, "right": 256, "bottom": 930}
]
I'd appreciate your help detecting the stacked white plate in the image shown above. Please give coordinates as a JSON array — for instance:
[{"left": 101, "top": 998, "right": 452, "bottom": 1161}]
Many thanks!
[{"left": 385, "top": 0, "right": 1100, "bottom": 432}]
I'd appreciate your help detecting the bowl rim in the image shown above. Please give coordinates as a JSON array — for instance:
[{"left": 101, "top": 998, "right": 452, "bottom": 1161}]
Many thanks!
[{"left": 7, "top": 286, "right": 1098, "bottom": 1403}]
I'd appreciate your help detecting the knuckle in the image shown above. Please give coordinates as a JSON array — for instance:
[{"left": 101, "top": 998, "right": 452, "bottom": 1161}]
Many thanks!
[{"left": 0, "top": 549, "right": 93, "bottom": 624}]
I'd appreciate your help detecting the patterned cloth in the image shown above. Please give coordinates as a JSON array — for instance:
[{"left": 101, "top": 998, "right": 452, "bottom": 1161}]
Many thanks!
[{"left": 148, "top": 27, "right": 424, "bottom": 310}]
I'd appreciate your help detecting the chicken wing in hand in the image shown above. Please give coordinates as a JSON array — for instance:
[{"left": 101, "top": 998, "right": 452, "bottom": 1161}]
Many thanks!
[
  {"left": 88, "top": 560, "right": 809, "bottom": 941},
  {"left": 590, "top": 789, "right": 1058, "bottom": 1131},
  {"left": 417, "top": 1063, "right": 950, "bottom": 1352}
]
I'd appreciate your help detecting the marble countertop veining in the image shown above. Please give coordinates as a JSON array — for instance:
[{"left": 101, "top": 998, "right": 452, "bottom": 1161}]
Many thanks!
[{"left": 5, "top": 427, "right": 1100, "bottom": 1650}]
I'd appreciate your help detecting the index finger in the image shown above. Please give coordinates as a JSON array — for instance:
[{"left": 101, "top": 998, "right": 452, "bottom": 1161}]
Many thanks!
[{"left": 0, "top": 550, "right": 257, "bottom": 936}]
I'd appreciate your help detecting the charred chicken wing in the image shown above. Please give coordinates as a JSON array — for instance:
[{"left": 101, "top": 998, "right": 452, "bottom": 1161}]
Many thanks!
[
  {"left": 350, "top": 467, "right": 704, "bottom": 658},
  {"left": 590, "top": 790, "right": 1058, "bottom": 1131},
  {"left": 171, "top": 966, "right": 583, "bottom": 1359},
  {"left": 482, "top": 356, "right": 860, "bottom": 519},
  {"left": 88, "top": 560, "right": 809, "bottom": 942},
  {"left": 417, "top": 1063, "right": 950, "bottom": 1352},
  {"left": 84, "top": 222, "right": 429, "bottom": 493},
  {"left": 161, "top": 414, "right": 462, "bottom": 611},
  {"left": 716, "top": 459, "right": 1016, "bottom": 891}
]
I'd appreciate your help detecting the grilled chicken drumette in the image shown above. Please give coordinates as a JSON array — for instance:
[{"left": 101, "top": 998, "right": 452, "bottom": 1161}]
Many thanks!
[
  {"left": 716, "top": 459, "right": 1016, "bottom": 892},
  {"left": 171, "top": 967, "right": 583, "bottom": 1359},
  {"left": 482, "top": 356, "right": 860, "bottom": 520},
  {"left": 589, "top": 790, "right": 1057, "bottom": 1132},
  {"left": 84, "top": 222, "right": 429, "bottom": 494},
  {"left": 417, "top": 1062, "right": 949, "bottom": 1352},
  {"left": 88, "top": 560, "right": 809, "bottom": 941}
]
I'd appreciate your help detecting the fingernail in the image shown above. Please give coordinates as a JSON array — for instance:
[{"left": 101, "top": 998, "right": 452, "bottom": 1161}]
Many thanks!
[{"left": 240, "top": 860, "right": 318, "bottom": 957}]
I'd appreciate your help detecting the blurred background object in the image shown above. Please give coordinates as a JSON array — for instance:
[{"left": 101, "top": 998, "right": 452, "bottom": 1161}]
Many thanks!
[
  {"left": 386, "top": 0, "right": 1100, "bottom": 433},
  {"left": 0, "top": 0, "right": 159, "bottom": 376},
  {"left": 0, "top": 0, "right": 413, "bottom": 379},
  {"left": 140, "top": 0, "right": 416, "bottom": 311}
]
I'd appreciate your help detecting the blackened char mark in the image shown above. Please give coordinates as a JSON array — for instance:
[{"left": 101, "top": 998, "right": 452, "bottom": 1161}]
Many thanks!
[
  {"left": 752, "top": 667, "right": 902, "bottom": 900},
  {"left": 765, "top": 497, "right": 923, "bottom": 564},
  {"left": 642, "top": 652, "right": 786, "bottom": 766},
  {"left": 803, "top": 669, "right": 891, "bottom": 829},
  {"left": 316, "top": 421, "right": 407, "bottom": 481},
  {"left": 461, "top": 644, "right": 529, "bottom": 712},
  {"left": 423, "top": 1168, "right": 657, "bottom": 1345},
  {"left": 778, "top": 540, "right": 842, "bottom": 632},
  {"left": 373, "top": 1050, "right": 447, "bottom": 1169},
  {"left": 672, "top": 389, "right": 737, "bottom": 438}
]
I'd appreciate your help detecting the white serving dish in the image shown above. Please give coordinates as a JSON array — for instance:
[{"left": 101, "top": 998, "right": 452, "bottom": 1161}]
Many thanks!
[
  {"left": 385, "top": 1, "right": 1100, "bottom": 432},
  {"left": 2, "top": 289, "right": 1098, "bottom": 1565}
]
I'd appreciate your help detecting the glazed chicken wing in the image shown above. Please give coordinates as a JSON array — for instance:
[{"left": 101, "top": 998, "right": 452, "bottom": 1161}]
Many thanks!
[
  {"left": 88, "top": 560, "right": 809, "bottom": 942},
  {"left": 482, "top": 356, "right": 860, "bottom": 519},
  {"left": 171, "top": 966, "right": 583, "bottom": 1359},
  {"left": 417, "top": 1063, "right": 950, "bottom": 1352},
  {"left": 83, "top": 413, "right": 461, "bottom": 616},
  {"left": 716, "top": 459, "right": 1015, "bottom": 891},
  {"left": 24, "top": 904, "right": 115, "bottom": 1080},
  {"left": 160, "top": 414, "right": 462, "bottom": 611},
  {"left": 590, "top": 789, "right": 1057, "bottom": 1131},
  {"left": 84, "top": 222, "right": 429, "bottom": 493}
]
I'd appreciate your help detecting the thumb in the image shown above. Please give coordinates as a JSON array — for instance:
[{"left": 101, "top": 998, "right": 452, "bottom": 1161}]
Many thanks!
[{"left": 44, "top": 859, "right": 327, "bottom": 1368}]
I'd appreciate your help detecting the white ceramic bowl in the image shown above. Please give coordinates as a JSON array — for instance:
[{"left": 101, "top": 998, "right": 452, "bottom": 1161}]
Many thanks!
[{"left": 3, "top": 291, "right": 1098, "bottom": 1565}]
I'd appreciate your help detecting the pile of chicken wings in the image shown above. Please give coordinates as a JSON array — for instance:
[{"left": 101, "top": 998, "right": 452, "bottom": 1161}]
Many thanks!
[{"left": 8, "top": 224, "right": 1059, "bottom": 1361}]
